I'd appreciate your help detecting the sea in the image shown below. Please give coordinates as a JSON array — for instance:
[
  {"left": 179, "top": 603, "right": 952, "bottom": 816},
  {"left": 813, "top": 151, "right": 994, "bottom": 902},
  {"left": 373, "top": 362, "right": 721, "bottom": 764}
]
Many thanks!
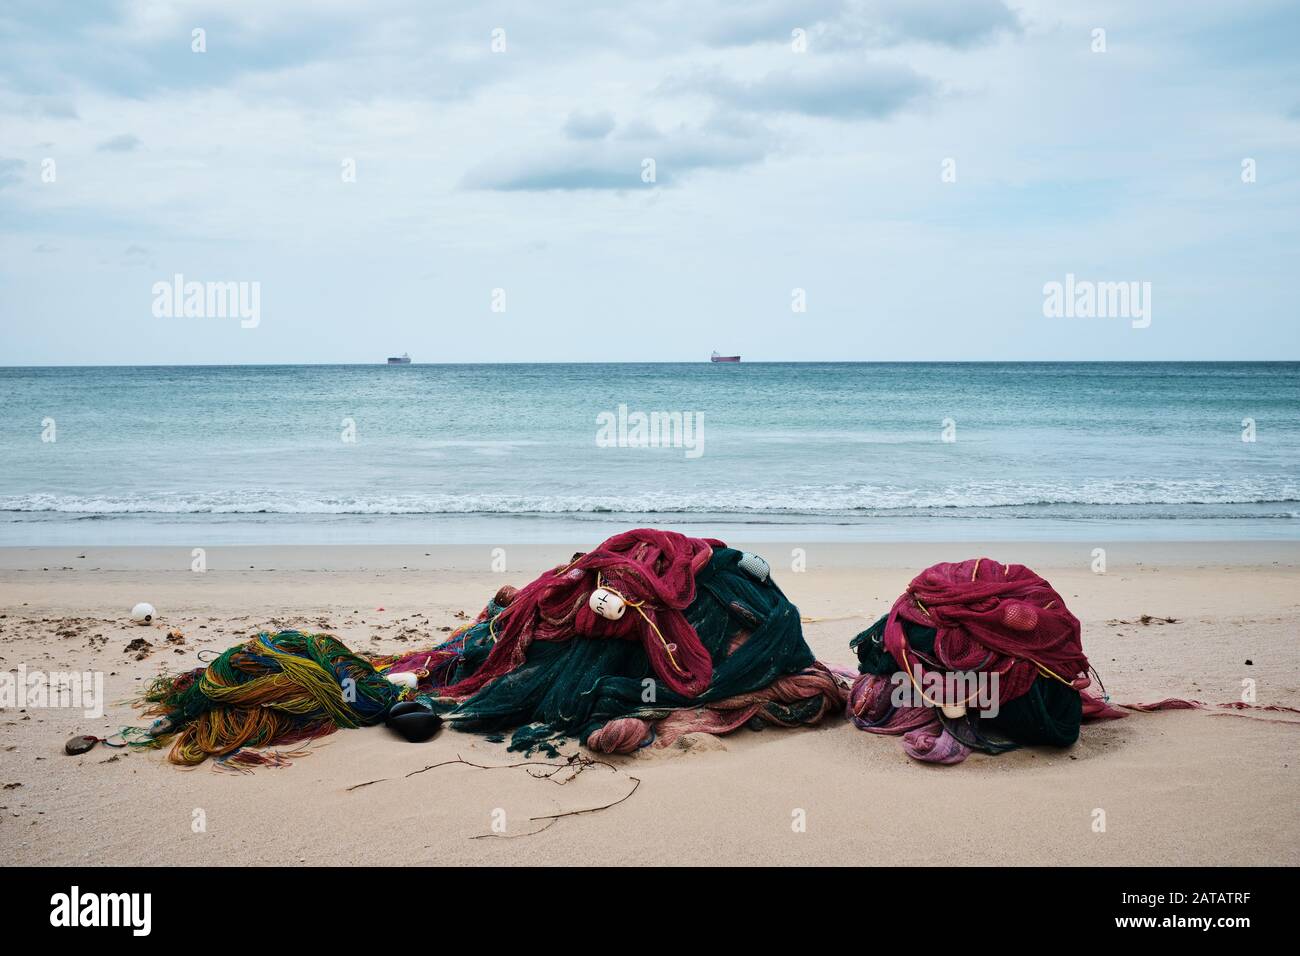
[{"left": 0, "top": 362, "right": 1296, "bottom": 546}]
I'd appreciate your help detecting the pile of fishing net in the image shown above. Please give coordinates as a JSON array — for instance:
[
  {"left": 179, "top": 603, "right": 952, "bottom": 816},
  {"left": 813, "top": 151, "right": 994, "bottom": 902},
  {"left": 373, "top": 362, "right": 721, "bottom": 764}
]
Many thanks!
[
  {"left": 125, "top": 631, "right": 397, "bottom": 768},
  {"left": 127, "top": 529, "right": 847, "bottom": 767},
  {"left": 847, "top": 557, "right": 1127, "bottom": 765},
  {"left": 847, "top": 556, "right": 1300, "bottom": 765}
]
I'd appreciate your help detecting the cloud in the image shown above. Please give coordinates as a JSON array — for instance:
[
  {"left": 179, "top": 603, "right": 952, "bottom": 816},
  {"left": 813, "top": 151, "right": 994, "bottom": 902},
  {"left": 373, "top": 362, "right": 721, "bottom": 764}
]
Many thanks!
[
  {"left": 864, "top": 0, "right": 1020, "bottom": 49},
  {"left": 699, "top": 0, "right": 845, "bottom": 47},
  {"left": 466, "top": 161, "right": 645, "bottom": 192},
  {"left": 669, "top": 61, "right": 934, "bottom": 119},
  {"left": 20, "top": 95, "right": 79, "bottom": 119},
  {"left": 97, "top": 133, "right": 141, "bottom": 152},
  {"left": 700, "top": 0, "right": 1020, "bottom": 50},
  {"left": 0, "top": 0, "right": 361, "bottom": 98},
  {"left": 0, "top": 1, "right": 511, "bottom": 107},
  {"left": 464, "top": 116, "right": 773, "bottom": 191},
  {"left": 563, "top": 110, "right": 616, "bottom": 140},
  {"left": 1, "top": 1, "right": 1296, "bottom": 365},
  {"left": 0, "top": 157, "right": 25, "bottom": 188}
]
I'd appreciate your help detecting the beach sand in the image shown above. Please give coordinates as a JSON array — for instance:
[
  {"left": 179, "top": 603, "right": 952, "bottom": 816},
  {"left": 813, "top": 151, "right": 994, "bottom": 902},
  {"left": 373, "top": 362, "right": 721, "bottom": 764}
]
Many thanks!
[{"left": 2, "top": 541, "right": 1297, "bottom": 866}]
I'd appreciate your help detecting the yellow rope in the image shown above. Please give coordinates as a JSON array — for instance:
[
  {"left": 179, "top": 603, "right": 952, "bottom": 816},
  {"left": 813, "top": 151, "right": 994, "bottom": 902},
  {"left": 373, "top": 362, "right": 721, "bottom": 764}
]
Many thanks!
[
  {"left": 470, "top": 567, "right": 690, "bottom": 676},
  {"left": 597, "top": 573, "right": 685, "bottom": 676},
  {"left": 1030, "top": 658, "right": 1078, "bottom": 688},
  {"left": 899, "top": 645, "right": 985, "bottom": 708},
  {"left": 907, "top": 585, "right": 1077, "bottom": 690}
]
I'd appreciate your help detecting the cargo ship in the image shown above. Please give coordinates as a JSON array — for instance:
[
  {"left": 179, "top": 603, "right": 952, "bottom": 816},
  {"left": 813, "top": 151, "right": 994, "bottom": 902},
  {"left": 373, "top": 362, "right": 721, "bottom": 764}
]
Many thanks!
[
  {"left": 710, "top": 351, "right": 740, "bottom": 363},
  {"left": 387, "top": 353, "right": 412, "bottom": 365}
]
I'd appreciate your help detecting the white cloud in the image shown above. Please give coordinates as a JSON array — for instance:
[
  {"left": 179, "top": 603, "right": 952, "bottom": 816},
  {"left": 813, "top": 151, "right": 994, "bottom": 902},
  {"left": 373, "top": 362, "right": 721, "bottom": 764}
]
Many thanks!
[{"left": 0, "top": 0, "right": 1296, "bottom": 362}]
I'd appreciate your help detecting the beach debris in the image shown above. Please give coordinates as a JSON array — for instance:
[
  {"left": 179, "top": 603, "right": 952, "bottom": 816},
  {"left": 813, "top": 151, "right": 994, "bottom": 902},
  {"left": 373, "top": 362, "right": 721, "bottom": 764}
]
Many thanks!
[
  {"left": 737, "top": 551, "right": 772, "bottom": 582},
  {"left": 130, "top": 602, "right": 156, "bottom": 625},
  {"left": 148, "top": 717, "right": 173, "bottom": 735},
  {"left": 384, "top": 671, "right": 420, "bottom": 691},
  {"left": 404, "top": 753, "right": 640, "bottom": 840},
  {"left": 589, "top": 587, "right": 627, "bottom": 620},
  {"left": 117, "top": 532, "right": 841, "bottom": 769},
  {"left": 213, "top": 749, "right": 303, "bottom": 773},
  {"left": 848, "top": 558, "right": 1110, "bottom": 766},
  {"left": 384, "top": 700, "right": 443, "bottom": 742},
  {"left": 123, "top": 637, "right": 154, "bottom": 660},
  {"left": 165, "top": 629, "right": 185, "bottom": 645},
  {"left": 64, "top": 735, "right": 98, "bottom": 756}
]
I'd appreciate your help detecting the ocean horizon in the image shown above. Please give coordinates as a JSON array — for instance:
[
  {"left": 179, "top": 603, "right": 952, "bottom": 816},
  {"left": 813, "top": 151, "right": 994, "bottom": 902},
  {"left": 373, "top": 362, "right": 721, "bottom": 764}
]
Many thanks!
[
  {"left": 4, "top": 360, "right": 1298, "bottom": 368},
  {"left": 2, "top": 361, "right": 1296, "bottom": 546}
]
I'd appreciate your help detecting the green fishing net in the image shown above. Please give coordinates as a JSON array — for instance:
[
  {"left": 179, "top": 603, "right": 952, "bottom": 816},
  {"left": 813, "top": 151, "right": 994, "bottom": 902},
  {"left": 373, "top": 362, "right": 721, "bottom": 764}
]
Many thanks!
[
  {"left": 426, "top": 547, "right": 815, "bottom": 753},
  {"left": 851, "top": 613, "right": 1082, "bottom": 748}
]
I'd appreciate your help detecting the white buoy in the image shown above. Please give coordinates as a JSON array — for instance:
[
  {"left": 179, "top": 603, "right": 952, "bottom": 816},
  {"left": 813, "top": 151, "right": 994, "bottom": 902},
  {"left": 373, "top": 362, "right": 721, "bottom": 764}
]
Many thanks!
[
  {"left": 589, "top": 587, "right": 626, "bottom": 620},
  {"left": 738, "top": 551, "right": 771, "bottom": 582},
  {"left": 130, "top": 602, "right": 156, "bottom": 625},
  {"left": 385, "top": 671, "right": 419, "bottom": 690}
]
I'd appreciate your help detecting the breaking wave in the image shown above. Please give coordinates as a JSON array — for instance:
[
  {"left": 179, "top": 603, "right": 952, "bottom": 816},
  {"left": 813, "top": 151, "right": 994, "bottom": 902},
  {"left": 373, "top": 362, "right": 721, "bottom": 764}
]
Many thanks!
[{"left": 3, "top": 478, "right": 1298, "bottom": 517}]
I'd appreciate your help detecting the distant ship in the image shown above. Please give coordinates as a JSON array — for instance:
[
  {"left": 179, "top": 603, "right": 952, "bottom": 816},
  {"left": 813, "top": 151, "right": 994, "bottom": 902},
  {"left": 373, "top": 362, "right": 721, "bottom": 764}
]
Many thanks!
[
  {"left": 387, "top": 353, "right": 412, "bottom": 365},
  {"left": 710, "top": 351, "right": 740, "bottom": 363}
]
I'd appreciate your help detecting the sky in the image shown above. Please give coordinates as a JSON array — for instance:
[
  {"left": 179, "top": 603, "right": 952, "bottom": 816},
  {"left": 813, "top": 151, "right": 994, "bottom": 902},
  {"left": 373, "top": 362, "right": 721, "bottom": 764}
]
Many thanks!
[{"left": 0, "top": 0, "right": 1297, "bottom": 365}]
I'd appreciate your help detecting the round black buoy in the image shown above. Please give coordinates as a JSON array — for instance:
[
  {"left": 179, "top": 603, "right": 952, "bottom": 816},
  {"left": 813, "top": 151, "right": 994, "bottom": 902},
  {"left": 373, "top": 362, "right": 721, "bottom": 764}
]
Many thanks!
[
  {"left": 384, "top": 701, "right": 443, "bottom": 743},
  {"left": 64, "top": 735, "right": 98, "bottom": 756}
]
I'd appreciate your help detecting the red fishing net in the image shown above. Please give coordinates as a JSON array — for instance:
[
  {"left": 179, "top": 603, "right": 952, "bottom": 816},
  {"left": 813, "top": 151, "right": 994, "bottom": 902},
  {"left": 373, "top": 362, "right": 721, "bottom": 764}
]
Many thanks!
[{"left": 442, "top": 529, "right": 721, "bottom": 700}]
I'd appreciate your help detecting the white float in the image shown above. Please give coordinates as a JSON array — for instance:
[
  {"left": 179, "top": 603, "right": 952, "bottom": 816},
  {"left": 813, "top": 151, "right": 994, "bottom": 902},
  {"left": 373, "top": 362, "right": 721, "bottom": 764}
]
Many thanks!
[{"left": 589, "top": 587, "right": 627, "bottom": 620}]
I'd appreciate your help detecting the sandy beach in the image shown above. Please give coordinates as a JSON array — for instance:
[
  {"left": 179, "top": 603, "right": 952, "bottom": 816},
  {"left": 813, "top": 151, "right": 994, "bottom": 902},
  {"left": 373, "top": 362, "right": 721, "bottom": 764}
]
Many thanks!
[{"left": 2, "top": 540, "right": 1297, "bottom": 867}]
